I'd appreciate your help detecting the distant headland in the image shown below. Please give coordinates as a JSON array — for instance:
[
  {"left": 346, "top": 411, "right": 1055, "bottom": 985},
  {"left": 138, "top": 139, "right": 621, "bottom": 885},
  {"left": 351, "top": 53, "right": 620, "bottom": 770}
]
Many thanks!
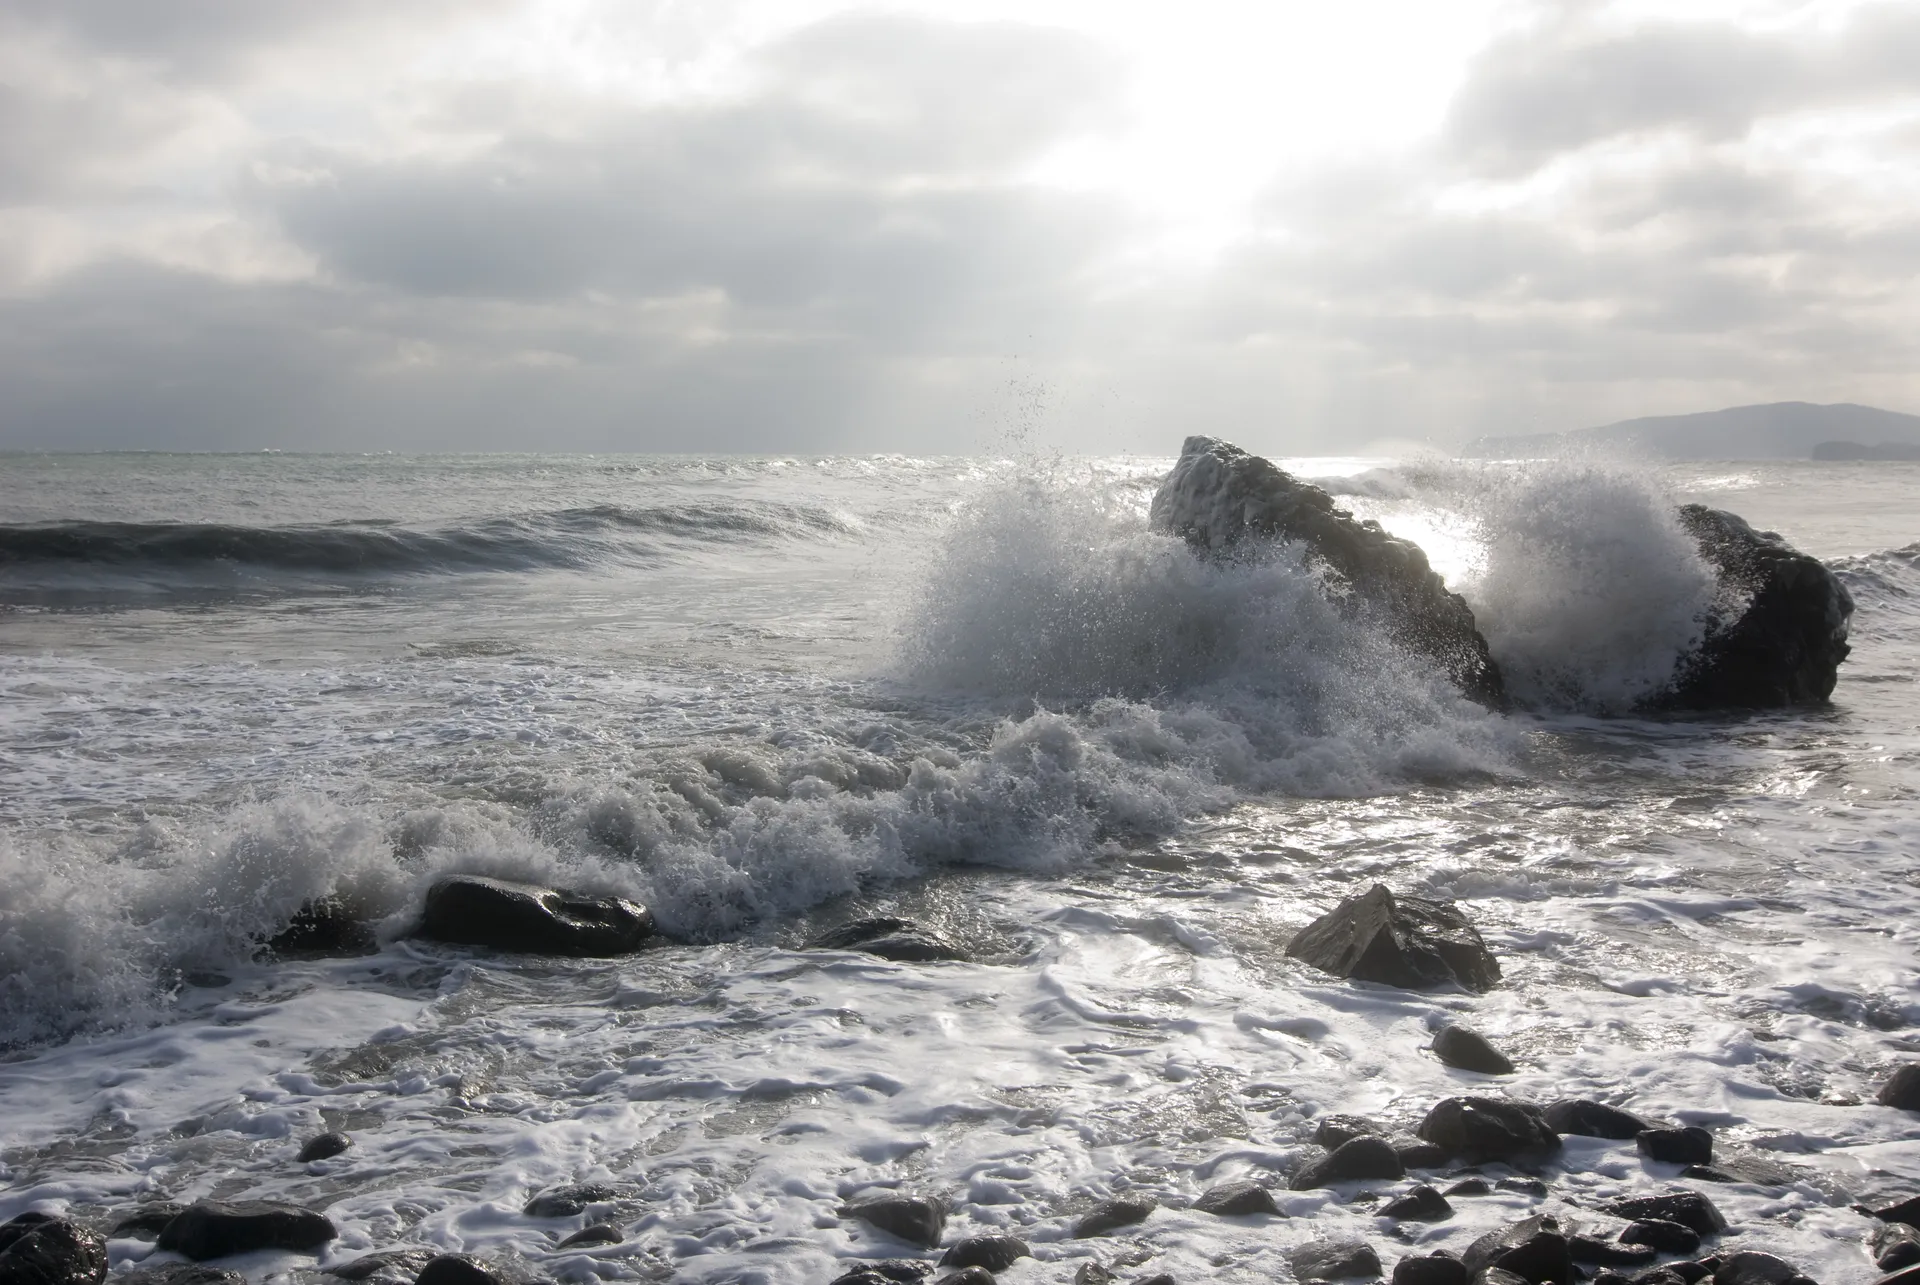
[{"left": 1466, "top": 401, "right": 1920, "bottom": 461}]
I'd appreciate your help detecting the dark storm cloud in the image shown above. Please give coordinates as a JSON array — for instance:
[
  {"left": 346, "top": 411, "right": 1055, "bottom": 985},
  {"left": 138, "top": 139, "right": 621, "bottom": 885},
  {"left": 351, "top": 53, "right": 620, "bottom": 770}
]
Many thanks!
[{"left": 1447, "top": 2, "right": 1920, "bottom": 172}]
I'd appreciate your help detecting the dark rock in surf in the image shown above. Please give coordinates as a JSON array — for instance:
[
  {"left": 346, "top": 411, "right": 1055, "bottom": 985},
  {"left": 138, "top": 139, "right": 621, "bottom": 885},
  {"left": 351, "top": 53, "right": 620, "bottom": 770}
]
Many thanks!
[
  {"left": 118, "top": 1266, "right": 245, "bottom": 1285},
  {"left": 1572, "top": 1237, "right": 1658, "bottom": 1268},
  {"left": 156, "top": 1202, "right": 336, "bottom": 1260},
  {"left": 806, "top": 916, "right": 968, "bottom": 963},
  {"left": 110, "top": 1205, "right": 188, "bottom": 1241},
  {"left": 1662, "top": 1262, "right": 1718, "bottom": 1284},
  {"left": 1292, "top": 1137, "right": 1406, "bottom": 1188},
  {"left": 1635, "top": 1271, "right": 1694, "bottom": 1285},
  {"left": 326, "top": 1250, "right": 437, "bottom": 1281},
  {"left": 829, "top": 1262, "right": 932, "bottom": 1285},
  {"left": 1394, "top": 1254, "right": 1469, "bottom": 1285},
  {"left": 1877, "top": 1267, "right": 1920, "bottom": 1285},
  {"left": 1657, "top": 506, "right": 1853, "bottom": 710},
  {"left": 840, "top": 1195, "right": 946, "bottom": 1249},
  {"left": 1316, "top": 1116, "right": 1387, "bottom": 1149},
  {"left": 1712, "top": 1251, "right": 1817, "bottom": 1285},
  {"left": 1497, "top": 1178, "right": 1549, "bottom": 1198},
  {"left": 1074, "top": 1198, "right": 1156, "bottom": 1238},
  {"left": 1434, "top": 1026, "right": 1515, "bottom": 1074},
  {"left": 556, "top": 1224, "right": 623, "bottom": 1249},
  {"left": 1878, "top": 1066, "right": 1920, "bottom": 1112},
  {"left": 1445, "top": 1179, "right": 1493, "bottom": 1198},
  {"left": 0, "top": 1213, "right": 107, "bottom": 1285},
  {"left": 1606, "top": 1192, "right": 1727, "bottom": 1238},
  {"left": 413, "top": 1255, "right": 504, "bottom": 1285},
  {"left": 1681, "top": 1152, "right": 1796, "bottom": 1188},
  {"left": 1865, "top": 1196, "right": 1920, "bottom": 1229},
  {"left": 298, "top": 1131, "right": 353, "bottom": 1162},
  {"left": 1544, "top": 1100, "right": 1654, "bottom": 1140},
  {"left": 1193, "top": 1180, "right": 1281, "bottom": 1216},
  {"left": 1395, "top": 1139, "right": 1452, "bottom": 1170},
  {"left": 1416, "top": 1097, "right": 1558, "bottom": 1163},
  {"left": 1287, "top": 885, "right": 1501, "bottom": 993},
  {"left": 940, "top": 1236, "right": 1030, "bottom": 1271},
  {"left": 1476, "top": 1270, "right": 1533, "bottom": 1285},
  {"left": 1622, "top": 1220, "right": 1703, "bottom": 1256},
  {"left": 262, "top": 900, "right": 378, "bottom": 959},
  {"left": 1874, "top": 1223, "right": 1920, "bottom": 1272},
  {"left": 523, "top": 1184, "right": 628, "bottom": 1217},
  {"left": 1151, "top": 437, "right": 1505, "bottom": 705},
  {"left": 1463, "top": 1214, "right": 1573, "bottom": 1285},
  {"left": 1132, "top": 1276, "right": 1176, "bottom": 1285},
  {"left": 1639, "top": 1128, "right": 1714, "bottom": 1165},
  {"left": 933, "top": 1270, "right": 995, "bottom": 1285},
  {"left": 1380, "top": 1186, "right": 1453, "bottom": 1221},
  {"left": 416, "top": 875, "right": 654, "bottom": 957},
  {"left": 1072, "top": 1265, "right": 1113, "bottom": 1285},
  {"left": 1292, "top": 1240, "right": 1385, "bottom": 1281}
]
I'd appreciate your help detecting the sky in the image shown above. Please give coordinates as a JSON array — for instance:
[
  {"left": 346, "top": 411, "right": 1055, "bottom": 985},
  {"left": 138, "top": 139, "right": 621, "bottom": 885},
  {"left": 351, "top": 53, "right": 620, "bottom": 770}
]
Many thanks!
[{"left": 1, "top": 0, "right": 1917, "bottom": 454}]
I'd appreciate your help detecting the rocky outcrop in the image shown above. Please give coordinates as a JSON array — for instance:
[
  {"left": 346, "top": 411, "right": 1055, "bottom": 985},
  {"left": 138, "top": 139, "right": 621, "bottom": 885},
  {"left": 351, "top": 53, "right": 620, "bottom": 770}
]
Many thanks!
[
  {"left": 1417, "top": 1097, "right": 1559, "bottom": 1163},
  {"left": 1287, "top": 885, "right": 1501, "bottom": 992},
  {"left": 1659, "top": 506, "right": 1853, "bottom": 709},
  {"left": 417, "top": 876, "right": 654, "bottom": 957},
  {"left": 806, "top": 916, "right": 968, "bottom": 962},
  {"left": 154, "top": 1201, "right": 336, "bottom": 1260},
  {"left": 0, "top": 1213, "right": 107, "bottom": 1285},
  {"left": 1150, "top": 436, "right": 1505, "bottom": 706}
]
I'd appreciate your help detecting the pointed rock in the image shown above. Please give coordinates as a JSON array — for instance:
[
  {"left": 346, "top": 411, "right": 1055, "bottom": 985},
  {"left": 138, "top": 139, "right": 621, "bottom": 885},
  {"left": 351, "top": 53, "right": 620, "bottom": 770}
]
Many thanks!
[{"left": 1287, "top": 885, "right": 1500, "bottom": 993}]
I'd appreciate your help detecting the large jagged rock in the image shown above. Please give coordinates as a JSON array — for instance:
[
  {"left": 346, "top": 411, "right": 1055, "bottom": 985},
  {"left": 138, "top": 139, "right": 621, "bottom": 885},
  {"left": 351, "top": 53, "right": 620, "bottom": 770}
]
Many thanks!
[
  {"left": 1286, "top": 884, "right": 1501, "bottom": 992},
  {"left": 1150, "top": 436, "right": 1504, "bottom": 705},
  {"left": 1659, "top": 506, "right": 1853, "bottom": 709},
  {"left": 0, "top": 1213, "right": 107, "bottom": 1285},
  {"left": 416, "top": 875, "right": 654, "bottom": 957}
]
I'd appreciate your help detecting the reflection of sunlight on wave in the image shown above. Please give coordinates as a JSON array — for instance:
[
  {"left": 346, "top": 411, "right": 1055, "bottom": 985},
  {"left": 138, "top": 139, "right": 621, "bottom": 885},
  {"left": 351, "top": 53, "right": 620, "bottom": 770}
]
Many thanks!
[{"left": 1369, "top": 508, "right": 1487, "bottom": 589}]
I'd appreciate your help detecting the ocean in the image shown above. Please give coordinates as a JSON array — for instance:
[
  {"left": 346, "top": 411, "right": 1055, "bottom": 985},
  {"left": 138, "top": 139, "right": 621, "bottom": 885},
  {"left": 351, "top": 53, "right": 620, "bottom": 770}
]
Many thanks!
[{"left": 1, "top": 450, "right": 1917, "bottom": 1285}]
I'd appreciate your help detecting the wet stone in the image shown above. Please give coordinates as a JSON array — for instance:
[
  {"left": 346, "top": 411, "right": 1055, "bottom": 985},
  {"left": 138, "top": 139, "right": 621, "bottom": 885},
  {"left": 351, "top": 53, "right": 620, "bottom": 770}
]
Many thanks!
[
  {"left": 1606, "top": 1192, "right": 1729, "bottom": 1238},
  {"left": 1621, "top": 1220, "right": 1703, "bottom": 1256},
  {"left": 155, "top": 1201, "right": 337, "bottom": 1260},
  {"left": 1285, "top": 885, "right": 1501, "bottom": 993},
  {"left": 1292, "top": 1240, "right": 1385, "bottom": 1281},
  {"left": 1133, "top": 1276, "right": 1176, "bottom": 1285},
  {"left": 1544, "top": 1101, "right": 1655, "bottom": 1140},
  {"left": 1396, "top": 1140, "right": 1453, "bottom": 1170},
  {"left": 1463, "top": 1214, "right": 1573, "bottom": 1285},
  {"left": 1193, "top": 1181, "right": 1281, "bottom": 1217},
  {"left": 1639, "top": 1129, "right": 1714, "bottom": 1166},
  {"left": 1881, "top": 1066, "right": 1920, "bottom": 1112},
  {"left": 1873, "top": 1222, "right": 1920, "bottom": 1271},
  {"left": 298, "top": 1132, "right": 354, "bottom": 1163},
  {"left": 1875, "top": 1267, "right": 1920, "bottom": 1285},
  {"left": 326, "top": 1250, "right": 438, "bottom": 1281},
  {"left": 1865, "top": 1197, "right": 1920, "bottom": 1229},
  {"left": 119, "top": 1265, "right": 246, "bottom": 1285},
  {"left": 1293, "top": 1137, "right": 1406, "bottom": 1189},
  {"left": 1496, "top": 1179, "right": 1549, "bottom": 1198},
  {"left": 1073, "top": 1265, "right": 1115, "bottom": 1285},
  {"left": 1417, "top": 1098, "right": 1560, "bottom": 1164},
  {"left": 1316, "top": 1116, "right": 1387, "bottom": 1149},
  {"left": 417, "top": 875, "right": 655, "bottom": 957},
  {"left": 0, "top": 1213, "right": 108, "bottom": 1285},
  {"left": 413, "top": 1255, "right": 504, "bottom": 1285},
  {"left": 1434, "top": 1027, "right": 1515, "bottom": 1075},
  {"left": 828, "top": 1262, "right": 932, "bottom": 1285},
  {"left": 523, "top": 1184, "right": 626, "bottom": 1218},
  {"left": 110, "top": 1206, "right": 188, "bottom": 1241},
  {"left": 1379, "top": 1186, "right": 1453, "bottom": 1222},
  {"left": 940, "top": 1237, "right": 1030, "bottom": 1271},
  {"left": 1445, "top": 1179, "right": 1493, "bottom": 1198},
  {"left": 806, "top": 916, "right": 968, "bottom": 963},
  {"left": 1712, "top": 1251, "right": 1816, "bottom": 1285},
  {"left": 262, "top": 900, "right": 378, "bottom": 959},
  {"left": 1393, "top": 1254, "right": 1469, "bottom": 1285},
  {"left": 1680, "top": 1154, "right": 1797, "bottom": 1188},
  {"left": 1572, "top": 1237, "right": 1659, "bottom": 1268},
  {"left": 1632, "top": 1273, "right": 1691, "bottom": 1285},
  {"left": 840, "top": 1195, "right": 947, "bottom": 1249},
  {"left": 1074, "top": 1198, "right": 1156, "bottom": 1238},
  {"left": 934, "top": 1270, "right": 995, "bottom": 1285},
  {"left": 556, "top": 1224, "right": 623, "bottom": 1249}
]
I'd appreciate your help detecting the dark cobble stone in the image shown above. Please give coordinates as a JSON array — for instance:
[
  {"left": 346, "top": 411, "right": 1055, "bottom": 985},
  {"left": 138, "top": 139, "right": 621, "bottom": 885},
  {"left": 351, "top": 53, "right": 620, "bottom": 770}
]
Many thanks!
[
  {"left": 1621, "top": 1220, "right": 1703, "bottom": 1256},
  {"left": 1393, "top": 1254, "right": 1469, "bottom": 1285},
  {"left": 1631, "top": 1273, "right": 1690, "bottom": 1285},
  {"left": 1639, "top": 1129, "right": 1714, "bottom": 1166},
  {"left": 1475, "top": 1269, "right": 1533, "bottom": 1285},
  {"left": 417, "top": 874, "right": 654, "bottom": 957},
  {"left": 109, "top": 1205, "right": 188, "bottom": 1241},
  {"left": 1285, "top": 885, "right": 1501, "bottom": 992},
  {"left": 940, "top": 1236, "right": 1030, "bottom": 1271},
  {"left": 1292, "top": 1240, "right": 1385, "bottom": 1281},
  {"left": 1571, "top": 1236, "right": 1658, "bottom": 1268},
  {"left": 1606, "top": 1192, "right": 1729, "bottom": 1238},
  {"left": 1434, "top": 1027, "right": 1515, "bottom": 1075},
  {"left": 326, "top": 1250, "right": 437, "bottom": 1281},
  {"left": 828, "top": 1262, "right": 932, "bottom": 1285},
  {"left": 1133, "top": 1276, "right": 1176, "bottom": 1285},
  {"left": 155, "top": 1201, "right": 337, "bottom": 1260},
  {"left": 806, "top": 916, "right": 969, "bottom": 963},
  {"left": 523, "top": 1184, "right": 625, "bottom": 1217},
  {"left": 262, "top": 899, "right": 378, "bottom": 959},
  {"left": 118, "top": 1265, "right": 246, "bottom": 1285},
  {"left": 1463, "top": 1214, "right": 1573, "bottom": 1285},
  {"left": 1316, "top": 1116, "right": 1386, "bottom": 1149},
  {"left": 1712, "top": 1251, "right": 1817, "bottom": 1285},
  {"left": 0, "top": 1214, "right": 108, "bottom": 1285},
  {"left": 413, "top": 1255, "right": 503, "bottom": 1285},
  {"left": 1544, "top": 1100, "right": 1655, "bottom": 1140},
  {"left": 1874, "top": 1222, "right": 1920, "bottom": 1272},
  {"left": 840, "top": 1195, "right": 947, "bottom": 1249},
  {"left": 556, "top": 1223, "right": 622, "bottom": 1249},
  {"left": 1865, "top": 1196, "right": 1920, "bottom": 1229},
  {"left": 1593, "top": 1274, "right": 1637, "bottom": 1285},
  {"left": 1293, "top": 1137, "right": 1406, "bottom": 1189},
  {"left": 933, "top": 1270, "right": 994, "bottom": 1285},
  {"left": 1396, "top": 1140, "right": 1453, "bottom": 1170},
  {"left": 1680, "top": 1154, "right": 1796, "bottom": 1188},
  {"left": 1379, "top": 1186, "right": 1453, "bottom": 1222},
  {"left": 1874, "top": 1267, "right": 1920, "bottom": 1285},
  {"left": 298, "top": 1131, "right": 353, "bottom": 1163},
  {"left": 1881, "top": 1066, "right": 1920, "bottom": 1112},
  {"left": 1417, "top": 1098, "right": 1560, "bottom": 1164},
  {"left": 1660, "top": 1263, "right": 1716, "bottom": 1285},
  {"left": 1445, "top": 1179, "right": 1493, "bottom": 1197},
  {"left": 1073, "top": 1265, "right": 1114, "bottom": 1285},
  {"left": 1193, "top": 1181, "right": 1280, "bottom": 1216},
  {"left": 1497, "top": 1178, "right": 1548, "bottom": 1198},
  {"left": 1074, "top": 1198, "right": 1156, "bottom": 1238}
]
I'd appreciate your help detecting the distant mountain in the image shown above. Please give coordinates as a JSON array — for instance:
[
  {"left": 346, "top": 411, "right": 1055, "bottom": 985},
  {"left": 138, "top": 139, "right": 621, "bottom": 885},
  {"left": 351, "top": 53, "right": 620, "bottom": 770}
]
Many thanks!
[
  {"left": 1812, "top": 440, "right": 1920, "bottom": 461},
  {"left": 1466, "top": 401, "right": 1920, "bottom": 460}
]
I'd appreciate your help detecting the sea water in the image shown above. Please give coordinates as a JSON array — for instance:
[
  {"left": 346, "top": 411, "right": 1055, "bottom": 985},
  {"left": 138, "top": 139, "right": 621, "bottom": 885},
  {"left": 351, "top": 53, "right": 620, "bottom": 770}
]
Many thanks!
[{"left": 0, "top": 451, "right": 1916, "bottom": 1285}]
